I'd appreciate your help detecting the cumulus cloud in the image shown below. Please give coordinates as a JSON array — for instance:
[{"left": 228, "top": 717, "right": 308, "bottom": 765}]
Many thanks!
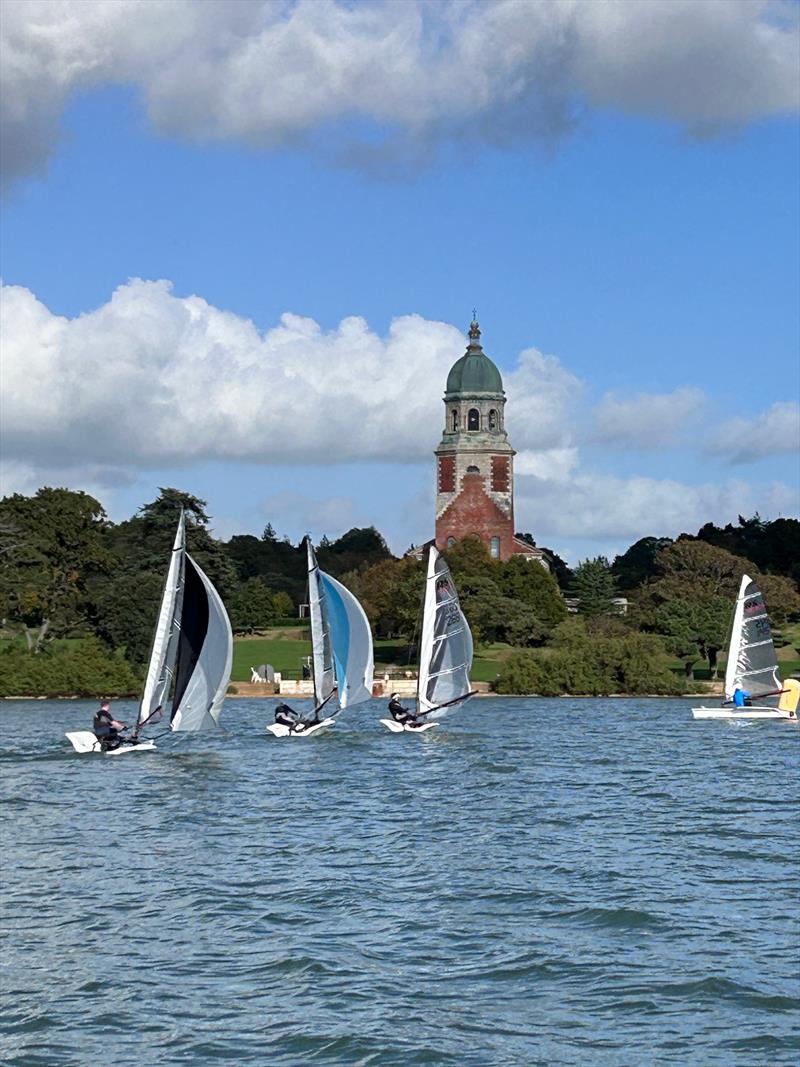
[
  {"left": 592, "top": 386, "right": 706, "bottom": 448},
  {"left": 2, "top": 0, "right": 798, "bottom": 186},
  {"left": 705, "top": 401, "right": 800, "bottom": 463},
  {"left": 516, "top": 470, "right": 798, "bottom": 552},
  {"left": 0, "top": 278, "right": 577, "bottom": 478}
]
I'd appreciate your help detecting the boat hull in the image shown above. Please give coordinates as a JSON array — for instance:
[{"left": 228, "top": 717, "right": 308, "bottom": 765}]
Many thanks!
[
  {"left": 65, "top": 731, "right": 157, "bottom": 754},
  {"left": 379, "top": 718, "right": 437, "bottom": 733},
  {"left": 691, "top": 707, "right": 794, "bottom": 720},
  {"left": 266, "top": 717, "right": 335, "bottom": 738}
]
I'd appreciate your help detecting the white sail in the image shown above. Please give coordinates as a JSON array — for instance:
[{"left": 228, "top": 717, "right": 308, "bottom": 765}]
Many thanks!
[
  {"left": 319, "top": 571, "right": 374, "bottom": 707},
  {"left": 723, "top": 574, "right": 781, "bottom": 701},
  {"left": 170, "top": 553, "right": 233, "bottom": 732},
  {"left": 307, "top": 539, "right": 336, "bottom": 708},
  {"left": 417, "top": 546, "right": 473, "bottom": 717},
  {"left": 138, "top": 513, "right": 185, "bottom": 726}
]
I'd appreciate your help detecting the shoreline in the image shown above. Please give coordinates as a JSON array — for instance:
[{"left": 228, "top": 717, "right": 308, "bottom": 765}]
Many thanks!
[{"left": 2, "top": 691, "right": 715, "bottom": 701}]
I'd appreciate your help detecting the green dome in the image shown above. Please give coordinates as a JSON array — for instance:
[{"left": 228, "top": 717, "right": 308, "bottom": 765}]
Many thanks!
[{"left": 446, "top": 322, "right": 503, "bottom": 395}]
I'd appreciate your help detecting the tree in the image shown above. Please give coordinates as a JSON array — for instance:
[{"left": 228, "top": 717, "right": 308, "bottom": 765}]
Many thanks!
[
  {"left": 499, "top": 555, "right": 567, "bottom": 630},
  {"left": 635, "top": 540, "right": 757, "bottom": 677},
  {"left": 0, "top": 488, "right": 113, "bottom": 650},
  {"left": 572, "top": 557, "right": 618, "bottom": 617},
  {"left": 343, "top": 557, "right": 423, "bottom": 640},
  {"left": 91, "top": 488, "right": 237, "bottom": 662},
  {"left": 317, "top": 527, "right": 391, "bottom": 577},
  {"left": 262, "top": 523, "right": 278, "bottom": 542},
  {"left": 612, "top": 536, "right": 673, "bottom": 591},
  {"left": 229, "top": 578, "right": 277, "bottom": 634},
  {"left": 272, "top": 590, "right": 295, "bottom": 618},
  {"left": 443, "top": 536, "right": 496, "bottom": 582}
]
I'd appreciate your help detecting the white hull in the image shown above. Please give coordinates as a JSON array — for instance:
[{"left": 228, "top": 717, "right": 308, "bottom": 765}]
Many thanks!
[
  {"left": 65, "top": 731, "right": 157, "bottom": 754},
  {"left": 691, "top": 706, "right": 794, "bottom": 720},
  {"left": 379, "top": 718, "right": 437, "bottom": 733},
  {"left": 266, "top": 717, "right": 335, "bottom": 738}
]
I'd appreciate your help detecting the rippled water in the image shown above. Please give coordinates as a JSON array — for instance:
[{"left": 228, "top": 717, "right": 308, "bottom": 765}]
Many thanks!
[{"left": 1, "top": 697, "right": 798, "bottom": 1066}]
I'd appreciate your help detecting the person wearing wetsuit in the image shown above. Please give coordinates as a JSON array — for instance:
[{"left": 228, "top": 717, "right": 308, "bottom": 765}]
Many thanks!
[
  {"left": 274, "top": 702, "right": 313, "bottom": 732},
  {"left": 388, "top": 693, "right": 423, "bottom": 729},
  {"left": 93, "top": 700, "right": 126, "bottom": 750}
]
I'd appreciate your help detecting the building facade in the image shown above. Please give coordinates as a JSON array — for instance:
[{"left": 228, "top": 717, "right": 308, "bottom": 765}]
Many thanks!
[{"left": 434, "top": 319, "right": 547, "bottom": 565}]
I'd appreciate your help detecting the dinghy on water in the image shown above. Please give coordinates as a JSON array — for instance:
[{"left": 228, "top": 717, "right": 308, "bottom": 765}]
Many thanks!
[
  {"left": 380, "top": 545, "right": 475, "bottom": 733},
  {"left": 691, "top": 574, "right": 799, "bottom": 721},
  {"left": 267, "top": 538, "right": 373, "bottom": 737},
  {"left": 66, "top": 511, "right": 233, "bottom": 754}
]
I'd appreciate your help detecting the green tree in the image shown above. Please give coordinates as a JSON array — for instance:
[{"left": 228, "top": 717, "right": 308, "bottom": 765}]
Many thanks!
[
  {"left": 343, "top": 557, "right": 423, "bottom": 640},
  {"left": 229, "top": 577, "right": 277, "bottom": 634},
  {"left": 499, "top": 555, "right": 567, "bottom": 630},
  {"left": 272, "top": 590, "right": 295, "bottom": 618},
  {"left": 572, "top": 557, "right": 618, "bottom": 617},
  {"left": 612, "top": 536, "right": 673, "bottom": 591},
  {"left": 0, "top": 488, "right": 113, "bottom": 650}
]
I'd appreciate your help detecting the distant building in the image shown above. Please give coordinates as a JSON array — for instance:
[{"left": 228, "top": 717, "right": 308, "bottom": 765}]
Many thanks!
[{"left": 431, "top": 318, "right": 547, "bottom": 565}]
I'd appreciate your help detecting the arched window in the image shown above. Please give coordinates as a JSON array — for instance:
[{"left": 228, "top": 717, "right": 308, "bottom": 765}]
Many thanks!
[
  {"left": 447, "top": 537, "right": 456, "bottom": 548},
  {"left": 467, "top": 408, "right": 480, "bottom": 431},
  {"left": 451, "top": 409, "right": 459, "bottom": 432},
  {"left": 490, "top": 536, "right": 501, "bottom": 559},
  {"left": 488, "top": 409, "right": 498, "bottom": 431},
  {"left": 466, "top": 464, "right": 480, "bottom": 473}
]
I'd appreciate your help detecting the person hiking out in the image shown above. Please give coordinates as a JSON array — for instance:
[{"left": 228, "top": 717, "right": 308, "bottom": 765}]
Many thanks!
[
  {"left": 92, "top": 700, "right": 126, "bottom": 750},
  {"left": 388, "top": 693, "right": 423, "bottom": 728}
]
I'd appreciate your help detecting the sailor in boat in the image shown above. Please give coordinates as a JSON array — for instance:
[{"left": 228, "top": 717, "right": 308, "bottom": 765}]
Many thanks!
[
  {"left": 732, "top": 687, "right": 753, "bottom": 709},
  {"left": 273, "top": 702, "right": 316, "bottom": 733},
  {"left": 92, "top": 700, "right": 127, "bottom": 751},
  {"left": 388, "top": 693, "right": 424, "bottom": 729}
]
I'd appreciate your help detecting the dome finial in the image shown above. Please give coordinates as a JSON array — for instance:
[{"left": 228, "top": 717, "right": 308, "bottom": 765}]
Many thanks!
[{"left": 469, "top": 310, "right": 480, "bottom": 341}]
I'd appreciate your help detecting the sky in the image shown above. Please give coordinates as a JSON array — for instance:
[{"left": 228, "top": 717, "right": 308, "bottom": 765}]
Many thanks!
[{"left": 1, "top": 0, "right": 799, "bottom": 563}]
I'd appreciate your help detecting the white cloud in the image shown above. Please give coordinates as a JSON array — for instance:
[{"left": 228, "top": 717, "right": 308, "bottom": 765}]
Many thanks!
[
  {"left": 0, "top": 278, "right": 578, "bottom": 478},
  {"left": 705, "top": 401, "right": 800, "bottom": 464},
  {"left": 515, "top": 470, "right": 798, "bottom": 558},
  {"left": 2, "top": 0, "right": 797, "bottom": 186},
  {"left": 592, "top": 386, "right": 706, "bottom": 448}
]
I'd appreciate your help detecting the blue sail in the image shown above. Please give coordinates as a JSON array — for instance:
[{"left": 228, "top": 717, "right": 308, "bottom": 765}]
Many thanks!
[{"left": 319, "top": 572, "right": 374, "bottom": 708}]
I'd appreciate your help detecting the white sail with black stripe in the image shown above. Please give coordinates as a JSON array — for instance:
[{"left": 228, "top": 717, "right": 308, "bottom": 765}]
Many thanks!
[
  {"left": 169, "top": 552, "right": 234, "bottom": 732},
  {"left": 724, "top": 574, "right": 781, "bottom": 701},
  {"left": 417, "top": 546, "right": 473, "bottom": 718}
]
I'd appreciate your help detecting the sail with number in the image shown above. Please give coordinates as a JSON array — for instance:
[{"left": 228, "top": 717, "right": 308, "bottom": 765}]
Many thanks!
[
  {"left": 724, "top": 574, "right": 781, "bottom": 701},
  {"left": 136, "top": 511, "right": 233, "bottom": 735},
  {"left": 417, "top": 546, "right": 474, "bottom": 717},
  {"left": 306, "top": 539, "right": 373, "bottom": 711}
]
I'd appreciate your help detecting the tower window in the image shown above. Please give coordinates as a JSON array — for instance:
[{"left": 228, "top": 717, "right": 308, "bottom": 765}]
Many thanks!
[
  {"left": 488, "top": 409, "right": 498, "bottom": 431},
  {"left": 490, "top": 536, "right": 501, "bottom": 559},
  {"left": 467, "top": 408, "right": 480, "bottom": 431},
  {"left": 466, "top": 464, "right": 480, "bottom": 473},
  {"left": 451, "top": 409, "right": 459, "bottom": 432},
  {"left": 447, "top": 537, "right": 456, "bottom": 548}
]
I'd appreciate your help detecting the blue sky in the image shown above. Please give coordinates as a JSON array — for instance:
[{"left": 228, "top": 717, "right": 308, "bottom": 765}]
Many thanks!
[{"left": 1, "top": 1, "right": 798, "bottom": 562}]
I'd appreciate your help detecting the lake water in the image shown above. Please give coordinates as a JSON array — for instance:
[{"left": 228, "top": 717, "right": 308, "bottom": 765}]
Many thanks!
[{"left": 1, "top": 697, "right": 798, "bottom": 1066}]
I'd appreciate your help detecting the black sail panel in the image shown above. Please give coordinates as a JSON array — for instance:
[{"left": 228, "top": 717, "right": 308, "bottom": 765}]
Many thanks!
[{"left": 171, "top": 555, "right": 210, "bottom": 720}]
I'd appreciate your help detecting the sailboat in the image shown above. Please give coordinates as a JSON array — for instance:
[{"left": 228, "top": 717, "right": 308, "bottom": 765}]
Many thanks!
[
  {"left": 66, "top": 511, "right": 234, "bottom": 754},
  {"left": 691, "top": 574, "right": 799, "bottom": 720},
  {"left": 267, "top": 538, "right": 374, "bottom": 737},
  {"left": 380, "top": 544, "right": 475, "bottom": 733}
]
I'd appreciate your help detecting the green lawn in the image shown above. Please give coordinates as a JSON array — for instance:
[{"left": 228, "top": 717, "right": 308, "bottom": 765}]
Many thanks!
[{"left": 231, "top": 633, "right": 512, "bottom": 682}]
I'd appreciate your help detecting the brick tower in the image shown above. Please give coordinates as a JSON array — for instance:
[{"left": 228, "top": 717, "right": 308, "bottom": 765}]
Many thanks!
[{"left": 435, "top": 318, "right": 517, "bottom": 560}]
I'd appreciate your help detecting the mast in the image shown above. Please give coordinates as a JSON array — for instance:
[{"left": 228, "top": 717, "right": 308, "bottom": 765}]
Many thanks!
[
  {"left": 137, "top": 510, "right": 186, "bottom": 731},
  {"left": 306, "top": 538, "right": 335, "bottom": 709},
  {"left": 416, "top": 545, "right": 439, "bottom": 713}
]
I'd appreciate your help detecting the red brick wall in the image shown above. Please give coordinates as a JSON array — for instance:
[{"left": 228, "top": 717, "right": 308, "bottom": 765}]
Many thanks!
[
  {"left": 491, "top": 455, "right": 509, "bottom": 493},
  {"left": 435, "top": 470, "right": 515, "bottom": 559},
  {"left": 438, "top": 455, "right": 455, "bottom": 493}
]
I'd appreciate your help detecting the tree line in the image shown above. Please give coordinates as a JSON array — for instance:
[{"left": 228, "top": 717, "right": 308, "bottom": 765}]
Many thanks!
[{"left": 0, "top": 486, "right": 798, "bottom": 696}]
